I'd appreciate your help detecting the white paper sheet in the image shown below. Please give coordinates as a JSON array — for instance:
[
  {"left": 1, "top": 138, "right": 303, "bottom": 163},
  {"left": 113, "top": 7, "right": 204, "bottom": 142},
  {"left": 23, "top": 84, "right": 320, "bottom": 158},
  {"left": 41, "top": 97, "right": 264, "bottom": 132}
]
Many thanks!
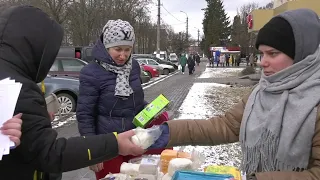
[{"left": 0, "top": 78, "right": 22, "bottom": 160}]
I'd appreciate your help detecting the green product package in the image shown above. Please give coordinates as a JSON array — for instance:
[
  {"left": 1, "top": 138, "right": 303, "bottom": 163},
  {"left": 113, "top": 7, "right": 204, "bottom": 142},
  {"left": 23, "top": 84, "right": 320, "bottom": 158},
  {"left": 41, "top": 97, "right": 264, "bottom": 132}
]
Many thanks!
[{"left": 133, "top": 94, "right": 170, "bottom": 128}]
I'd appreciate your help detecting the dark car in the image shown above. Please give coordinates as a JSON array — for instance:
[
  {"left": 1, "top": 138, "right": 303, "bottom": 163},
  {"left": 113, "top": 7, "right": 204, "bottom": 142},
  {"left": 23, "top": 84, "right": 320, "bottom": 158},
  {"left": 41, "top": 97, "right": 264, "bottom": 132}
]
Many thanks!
[
  {"left": 140, "top": 68, "right": 151, "bottom": 84},
  {"left": 57, "top": 46, "right": 94, "bottom": 62},
  {"left": 133, "top": 54, "right": 178, "bottom": 69}
]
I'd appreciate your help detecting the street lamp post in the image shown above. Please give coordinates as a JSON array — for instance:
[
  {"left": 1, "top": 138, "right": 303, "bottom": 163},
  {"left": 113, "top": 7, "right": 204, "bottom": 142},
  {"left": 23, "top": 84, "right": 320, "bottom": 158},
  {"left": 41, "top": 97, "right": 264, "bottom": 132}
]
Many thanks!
[{"left": 180, "top": 11, "right": 188, "bottom": 44}]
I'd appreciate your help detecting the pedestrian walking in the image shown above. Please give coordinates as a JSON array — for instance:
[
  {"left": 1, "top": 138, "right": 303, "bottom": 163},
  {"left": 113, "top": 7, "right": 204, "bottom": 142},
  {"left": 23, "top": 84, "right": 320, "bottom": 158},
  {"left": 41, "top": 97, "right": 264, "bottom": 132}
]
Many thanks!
[{"left": 179, "top": 53, "right": 187, "bottom": 74}]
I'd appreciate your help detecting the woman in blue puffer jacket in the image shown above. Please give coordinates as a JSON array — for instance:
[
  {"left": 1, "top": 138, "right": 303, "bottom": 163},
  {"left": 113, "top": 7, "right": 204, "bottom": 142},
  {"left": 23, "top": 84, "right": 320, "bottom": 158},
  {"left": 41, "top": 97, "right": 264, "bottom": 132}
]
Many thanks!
[{"left": 76, "top": 19, "right": 168, "bottom": 179}]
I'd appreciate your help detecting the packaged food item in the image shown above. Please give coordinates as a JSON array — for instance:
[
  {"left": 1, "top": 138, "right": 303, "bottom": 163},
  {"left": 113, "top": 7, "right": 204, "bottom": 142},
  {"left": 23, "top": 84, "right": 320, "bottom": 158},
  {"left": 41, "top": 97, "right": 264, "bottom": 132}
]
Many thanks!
[
  {"left": 167, "top": 158, "right": 193, "bottom": 176},
  {"left": 161, "top": 173, "right": 172, "bottom": 180},
  {"left": 139, "top": 157, "right": 160, "bottom": 175},
  {"left": 205, "top": 165, "right": 241, "bottom": 180},
  {"left": 131, "top": 126, "right": 162, "bottom": 149},
  {"left": 129, "top": 174, "right": 157, "bottom": 180},
  {"left": 160, "top": 149, "right": 194, "bottom": 174},
  {"left": 133, "top": 94, "right": 170, "bottom": 128},
  {"left": 100, "top": 173, "right": 128, "bottom": 180},
  {"left": 120, "top": 162, "right": 140, "bottom": 176},
  {"left": 160, "top": 149, "right": 178, "bottom": 174},
  {"left": 177, "top": 151, "right": 192, "bottom": 159}
]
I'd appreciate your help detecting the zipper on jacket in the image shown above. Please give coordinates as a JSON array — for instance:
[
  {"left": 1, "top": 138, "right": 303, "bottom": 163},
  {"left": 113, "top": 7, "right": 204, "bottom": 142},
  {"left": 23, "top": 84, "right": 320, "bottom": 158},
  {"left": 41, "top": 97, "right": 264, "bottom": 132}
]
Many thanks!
[
  {"left": 133, "top": 92, "right": 136, "bottom": 109},
  {"left": 109, "top": 98, "right": 119, "bottom": 118}
]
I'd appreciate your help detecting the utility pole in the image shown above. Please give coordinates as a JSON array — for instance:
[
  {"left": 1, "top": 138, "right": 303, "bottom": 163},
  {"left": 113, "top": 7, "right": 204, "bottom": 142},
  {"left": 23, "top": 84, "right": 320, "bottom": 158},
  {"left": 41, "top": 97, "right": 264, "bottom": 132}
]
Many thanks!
[
  {"left": 156, "top": 0, "right": 161, "bottom": 54},
  {"left": 197, "top": 29, "right": 200, "bottom": 47},
  {"left": 180, "top": 11, "right": 188, "bottom": 53},
  {"left": 186, "top": 16, "right": 188, "bottom": 43}
]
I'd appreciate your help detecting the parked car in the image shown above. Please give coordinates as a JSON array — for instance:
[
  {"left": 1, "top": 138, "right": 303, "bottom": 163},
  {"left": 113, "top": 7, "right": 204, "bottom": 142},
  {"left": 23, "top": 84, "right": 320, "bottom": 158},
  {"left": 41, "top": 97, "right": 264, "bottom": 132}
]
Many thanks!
[
  {"left": 57, "top": 46, "right": 94, "bottom": 62},
  {"left": 136, "top": 58, "right": 174, "bottom": 75},
  {"left": 133, "top": 54, "right": 178, "bottom": 69},
  {"left": 40, "top": 75, "right": 79, "bottom": 114},
  {"left": 50, "top": 57, "right": 150, "bottom": 84},
  {"left": 141, "top": 64, "right": 160, "bottom": 78},
  {"left": 136, "top": 59, "right": 163, "bottom": 74},
  {"left": 153, "top": 51, "right": 168, "bottom": 60},
  {"left": 140, "top": 67, "right": 151, "bottom": 84},
  {"left": 169, "top": 53, "right": 179, "bottom": 65},
  {"left": 49, "top": 57, "right": 87, "bottom": 78}
]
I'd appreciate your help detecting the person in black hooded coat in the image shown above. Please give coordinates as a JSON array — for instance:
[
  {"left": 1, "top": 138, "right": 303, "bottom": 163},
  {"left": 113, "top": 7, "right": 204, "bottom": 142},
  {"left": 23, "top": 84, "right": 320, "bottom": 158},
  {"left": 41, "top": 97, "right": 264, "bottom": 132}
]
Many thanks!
[
  {"left": 187, "top": 54, "right": 195, "bottom": 75},
  {"left": 0, "top": 5, "right": 144, "bottom": 180}
]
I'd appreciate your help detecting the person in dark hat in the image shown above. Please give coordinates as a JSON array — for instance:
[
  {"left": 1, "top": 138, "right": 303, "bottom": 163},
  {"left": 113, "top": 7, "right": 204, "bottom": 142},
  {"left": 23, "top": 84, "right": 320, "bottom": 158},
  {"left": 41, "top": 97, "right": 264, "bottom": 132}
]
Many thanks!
[
  {"left": 149, "top": 8, "right": 320, "bottom": 179},
  {"left": 0, "top": 5, "right": 144, "bottom": 180}
]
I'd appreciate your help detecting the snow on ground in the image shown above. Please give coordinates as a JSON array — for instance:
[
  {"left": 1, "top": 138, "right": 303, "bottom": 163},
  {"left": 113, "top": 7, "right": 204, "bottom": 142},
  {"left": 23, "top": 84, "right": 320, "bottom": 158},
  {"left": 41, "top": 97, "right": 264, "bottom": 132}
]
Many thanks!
[
  {"left": 174, "top": 71, "right": 251, "bottom": 170},
  {"left": 52, "top": 113, "right": 76, "bottom": 129},
  {"left": 199, "top": 68, "right": 243, "bottom": 79}
]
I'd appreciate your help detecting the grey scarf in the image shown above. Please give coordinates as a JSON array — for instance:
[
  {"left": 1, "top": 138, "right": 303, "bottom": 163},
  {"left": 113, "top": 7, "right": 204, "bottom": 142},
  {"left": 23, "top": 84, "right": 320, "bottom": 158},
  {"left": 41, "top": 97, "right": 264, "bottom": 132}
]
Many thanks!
[
  {"left": 240, "top": 46, "right": 320, "bottom": 174},
  {"left": 98, "top": 58, "right": 133, "bottom": 97}
]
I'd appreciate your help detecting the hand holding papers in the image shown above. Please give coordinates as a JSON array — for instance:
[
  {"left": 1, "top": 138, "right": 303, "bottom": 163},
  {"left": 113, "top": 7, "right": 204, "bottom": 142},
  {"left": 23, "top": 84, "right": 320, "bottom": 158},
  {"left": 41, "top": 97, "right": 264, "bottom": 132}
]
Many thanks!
[{"left": 0, "top": 78, "right": 22, "bottom": 160}]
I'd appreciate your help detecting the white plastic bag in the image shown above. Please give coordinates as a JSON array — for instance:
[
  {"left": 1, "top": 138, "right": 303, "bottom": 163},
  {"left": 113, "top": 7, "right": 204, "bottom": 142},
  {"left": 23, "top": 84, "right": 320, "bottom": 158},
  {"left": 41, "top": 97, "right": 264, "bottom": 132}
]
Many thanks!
[
  {"left": 100, "top": 173, "right": 129, "bottom": 180},
  {"left": 131, "top": 126, "right": 162, "bottom": 149},
  {"left": 178, "top": 65, "right": 182, "bottom": 70},
  {"left": 176, "top": 146, "right": 205, "bottom": 170}
]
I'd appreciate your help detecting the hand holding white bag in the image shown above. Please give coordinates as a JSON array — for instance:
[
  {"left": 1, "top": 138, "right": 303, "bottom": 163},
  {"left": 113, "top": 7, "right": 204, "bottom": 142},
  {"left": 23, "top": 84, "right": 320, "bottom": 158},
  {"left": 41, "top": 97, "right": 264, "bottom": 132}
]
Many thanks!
[{"left": 131, "top": 126, "right": 162, "bottom": 149}]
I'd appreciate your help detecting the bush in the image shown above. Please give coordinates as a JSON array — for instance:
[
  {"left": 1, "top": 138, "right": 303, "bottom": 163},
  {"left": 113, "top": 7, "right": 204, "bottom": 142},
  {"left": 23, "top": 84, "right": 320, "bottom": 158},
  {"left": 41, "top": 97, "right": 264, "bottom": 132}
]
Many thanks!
[{"left": 239, "top": 66, "right": 256, "bottom": 76}]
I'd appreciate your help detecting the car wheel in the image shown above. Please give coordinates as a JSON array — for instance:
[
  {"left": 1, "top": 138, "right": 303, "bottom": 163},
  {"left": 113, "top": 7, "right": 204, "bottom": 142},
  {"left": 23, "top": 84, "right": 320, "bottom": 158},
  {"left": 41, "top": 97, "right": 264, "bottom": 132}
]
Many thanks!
[
  {"left": 146, "top": 71, "right": 153, "bottom": 78},
  {"left": 57, "top": 93, "right": 76, "bottom": 114},
  {"left": 163, "top": 69, "right": 169, "bottom": 75}
]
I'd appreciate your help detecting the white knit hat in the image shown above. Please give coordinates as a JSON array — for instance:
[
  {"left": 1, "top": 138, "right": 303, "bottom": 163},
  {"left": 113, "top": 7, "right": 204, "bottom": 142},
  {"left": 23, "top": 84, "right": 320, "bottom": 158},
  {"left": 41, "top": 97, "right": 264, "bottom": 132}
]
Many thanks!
[{"left": 102, "top": 19, "right": 135, "bottom": 49}]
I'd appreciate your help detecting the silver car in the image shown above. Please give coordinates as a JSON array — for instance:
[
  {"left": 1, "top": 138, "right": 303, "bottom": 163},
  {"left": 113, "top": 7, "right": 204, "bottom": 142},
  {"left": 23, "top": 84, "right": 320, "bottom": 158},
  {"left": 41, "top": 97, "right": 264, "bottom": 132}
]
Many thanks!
[{"left": 40, "top": 75, "right": 79, "bottom": 114}]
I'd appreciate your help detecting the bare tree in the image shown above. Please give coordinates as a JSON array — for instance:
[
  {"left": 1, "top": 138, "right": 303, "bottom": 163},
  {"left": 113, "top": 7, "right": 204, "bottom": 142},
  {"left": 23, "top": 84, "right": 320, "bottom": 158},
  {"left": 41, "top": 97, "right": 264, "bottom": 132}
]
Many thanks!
[
  {"left": 235, "top": 2, "right": 259, "bottom": 55},
  {"left": 0, "top": 0, "right": 186, "bottom": 52}
]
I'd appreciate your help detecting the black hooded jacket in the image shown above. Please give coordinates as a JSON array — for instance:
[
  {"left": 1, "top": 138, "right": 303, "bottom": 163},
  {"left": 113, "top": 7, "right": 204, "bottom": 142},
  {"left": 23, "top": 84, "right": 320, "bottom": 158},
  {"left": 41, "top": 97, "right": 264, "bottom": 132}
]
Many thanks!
[{"left": 0, "top": 5, "right": 118, "bottom": 179}]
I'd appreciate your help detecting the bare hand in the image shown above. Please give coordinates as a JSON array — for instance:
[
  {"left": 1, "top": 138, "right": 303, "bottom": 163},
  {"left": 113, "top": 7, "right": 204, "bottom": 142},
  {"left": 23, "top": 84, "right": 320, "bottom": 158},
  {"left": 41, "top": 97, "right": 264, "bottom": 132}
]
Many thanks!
[
  {"left": 117, "top": 130, "right": 145, "bottom": 156},
  {"left": 89, "top": 162, "right": 104, "bottom": 172},
  {"left": 1, "top": 113, "right": 23, "bottom": 147}
]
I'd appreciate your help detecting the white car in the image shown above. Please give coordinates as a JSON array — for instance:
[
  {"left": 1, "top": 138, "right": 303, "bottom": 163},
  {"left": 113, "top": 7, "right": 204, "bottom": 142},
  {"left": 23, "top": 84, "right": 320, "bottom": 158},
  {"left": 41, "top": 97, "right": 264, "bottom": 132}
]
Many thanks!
[
  {"left": 169, "top": 53, "right": 178, "bottom": 65},
  {"left": 136, "top": 58, "right": 174, "bottom": 75}
]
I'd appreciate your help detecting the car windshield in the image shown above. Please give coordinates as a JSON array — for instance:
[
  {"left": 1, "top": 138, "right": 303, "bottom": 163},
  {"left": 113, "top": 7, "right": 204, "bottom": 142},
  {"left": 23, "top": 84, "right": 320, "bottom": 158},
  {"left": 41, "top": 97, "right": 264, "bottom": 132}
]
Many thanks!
[
  {"left": 170, "top": 55, "right": 177, "bottom": 59},
  {"left": 147, "top": 60, "right": 158, "bottom": 65}
]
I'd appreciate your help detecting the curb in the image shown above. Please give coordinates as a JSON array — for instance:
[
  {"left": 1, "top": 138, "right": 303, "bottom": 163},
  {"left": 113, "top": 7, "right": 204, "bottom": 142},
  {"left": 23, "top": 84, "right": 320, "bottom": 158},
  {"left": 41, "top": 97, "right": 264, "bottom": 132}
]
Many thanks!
[{"left": 142, "top": 71, "right": 179, "bottom": 88}]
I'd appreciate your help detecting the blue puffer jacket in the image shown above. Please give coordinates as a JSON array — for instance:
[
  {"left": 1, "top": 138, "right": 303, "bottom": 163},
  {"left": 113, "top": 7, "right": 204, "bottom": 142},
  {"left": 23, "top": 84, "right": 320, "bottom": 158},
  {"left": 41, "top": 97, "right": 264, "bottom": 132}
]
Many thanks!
[{"left": 76, "top": 38, "right": 147, "bottom": 136}]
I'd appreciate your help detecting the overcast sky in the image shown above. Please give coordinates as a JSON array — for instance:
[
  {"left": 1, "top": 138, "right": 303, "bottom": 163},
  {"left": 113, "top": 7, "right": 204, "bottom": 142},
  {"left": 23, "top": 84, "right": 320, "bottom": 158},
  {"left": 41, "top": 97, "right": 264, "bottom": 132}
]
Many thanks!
[{"left": 150, "top": 0, "right": 271, "bottom": 39}]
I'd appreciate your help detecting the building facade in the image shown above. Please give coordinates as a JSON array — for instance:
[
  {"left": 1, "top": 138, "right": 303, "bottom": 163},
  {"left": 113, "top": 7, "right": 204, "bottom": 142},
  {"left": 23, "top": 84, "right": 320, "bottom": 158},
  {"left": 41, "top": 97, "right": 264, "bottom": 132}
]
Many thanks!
[{"left": 248, "top": 0, "right": 320, "bottom": 33}]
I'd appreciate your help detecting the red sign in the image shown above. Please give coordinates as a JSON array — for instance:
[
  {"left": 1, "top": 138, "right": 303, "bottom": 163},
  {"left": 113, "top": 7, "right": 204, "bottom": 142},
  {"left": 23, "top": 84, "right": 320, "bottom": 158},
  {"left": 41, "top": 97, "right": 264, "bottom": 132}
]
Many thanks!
[
  {"left": 247, "top": 14, "right": 253, "bottom": 29},
  {"left": 227, "top": 47, "right": 241, "bottom": 51}
]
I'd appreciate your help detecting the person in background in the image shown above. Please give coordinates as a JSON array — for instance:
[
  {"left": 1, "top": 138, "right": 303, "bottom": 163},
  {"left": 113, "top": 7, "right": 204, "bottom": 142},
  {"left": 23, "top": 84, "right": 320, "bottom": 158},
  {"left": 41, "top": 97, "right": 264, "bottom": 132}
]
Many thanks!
[
  {"left": 195, "top": 53, "right": 201, "bottom": 66},
  {"left": 187, "top": 53, "right": 195, "bottom": 75},
  {"left": 231, "top": 55, "right": 235, "bottom": 66},
  {"left": 220, "top": 54, "right": 226, "bottom": 67},
  {"left": 149, "top": 8, "right": 320, "bottom": 180},
  {"left": 236, "top": 55, "right": 241, "bottom": 66},
  {"left": 249, "top": 53, "right": 255, "bottom": 67},
  {"left": 179, "top": 53, "right": 187, "bottom": 74},
  {"left": 76, "top": 19, "right": 169, "bottom": 180},
  {"left": 225, "top": 54, "right": 230, "bottom": 66},
  {"left": 0, "top": 6, "right": 144, "bottom": 180},
  {"left": 1, "top": 114, "right": 23, "bottom": 147}
]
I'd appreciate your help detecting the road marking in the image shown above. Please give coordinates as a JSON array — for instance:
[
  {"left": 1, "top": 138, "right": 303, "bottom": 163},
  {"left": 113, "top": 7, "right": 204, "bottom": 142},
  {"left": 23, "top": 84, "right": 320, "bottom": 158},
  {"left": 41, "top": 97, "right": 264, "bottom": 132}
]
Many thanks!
[{"left": 143, "top": 71, "right": 180, "bottom": 89}]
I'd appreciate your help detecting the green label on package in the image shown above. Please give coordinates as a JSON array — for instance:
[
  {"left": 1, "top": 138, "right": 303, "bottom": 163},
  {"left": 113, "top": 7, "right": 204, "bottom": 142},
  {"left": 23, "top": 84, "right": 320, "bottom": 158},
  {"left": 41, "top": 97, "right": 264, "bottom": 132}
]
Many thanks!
[{"left": 133, "top": 94, "right": 170, "bottom": 128}]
